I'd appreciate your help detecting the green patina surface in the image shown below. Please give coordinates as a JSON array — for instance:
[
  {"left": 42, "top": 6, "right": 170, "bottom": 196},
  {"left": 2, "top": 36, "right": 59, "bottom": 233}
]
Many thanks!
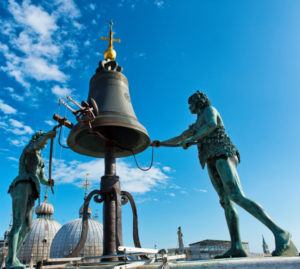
[
  {"left": 153, "top": 91, "right": 298, "bottom": 258},
  {"left": 6, "top": 130, "right": 56, "bottom": 269}
]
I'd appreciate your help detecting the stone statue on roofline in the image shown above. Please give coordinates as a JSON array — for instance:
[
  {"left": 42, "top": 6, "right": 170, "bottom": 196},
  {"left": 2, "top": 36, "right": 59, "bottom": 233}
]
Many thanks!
[
  {"left": 177, "top": 226, "right": 184, "bottom": 254},
  {"left": 6, "top": 130, "right": 56, "bottom": 269},
  {"left": 152, "top": 91, "right": 298, "bottom": 258}
]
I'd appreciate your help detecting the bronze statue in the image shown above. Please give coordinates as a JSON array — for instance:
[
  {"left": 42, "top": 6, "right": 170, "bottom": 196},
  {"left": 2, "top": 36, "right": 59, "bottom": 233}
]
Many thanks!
[
  {"left": 6, "top": 130, "right": 56, "bottom": 269},
  {"left": 177, "top": 226, "right": 184, "bottom": 254},
  {"left": 152, "top": 91, "right": 298, "bottom": 258}
]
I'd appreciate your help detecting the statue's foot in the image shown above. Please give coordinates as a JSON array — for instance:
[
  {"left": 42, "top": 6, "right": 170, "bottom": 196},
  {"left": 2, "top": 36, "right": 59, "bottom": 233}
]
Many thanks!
[
  {"left": 272, "top": 231, "right": 298, "bottom": 256},
  {"left": 214, "top": 246, "right": 248, "bottom": 259},
  {"left": 5, "top": 257, "right": 26, "bottom": 269}
]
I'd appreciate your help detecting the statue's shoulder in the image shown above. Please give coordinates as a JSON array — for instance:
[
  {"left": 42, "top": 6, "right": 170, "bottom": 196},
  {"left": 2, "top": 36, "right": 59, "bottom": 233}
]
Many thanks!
[{"left": 203, "top": 105, "right": 219, "bottom": 117}]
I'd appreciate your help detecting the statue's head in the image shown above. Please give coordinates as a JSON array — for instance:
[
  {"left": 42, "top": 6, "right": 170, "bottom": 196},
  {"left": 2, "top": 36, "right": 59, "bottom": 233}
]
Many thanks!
[
  {"left": 188, "top": 91, "right": 210, "bottom": 113},
  {"left": 29, "top": 130, "right": 48, "bottom": 149}
]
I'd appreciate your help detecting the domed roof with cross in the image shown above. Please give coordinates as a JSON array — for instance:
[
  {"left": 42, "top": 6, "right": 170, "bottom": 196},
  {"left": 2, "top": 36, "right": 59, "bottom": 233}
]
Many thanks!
[
  {"left": 35, "top": 193, "right": 54, "bottom": 217},
  {"left": 18, "top": 192, "right": 61, "bottom": 265}
]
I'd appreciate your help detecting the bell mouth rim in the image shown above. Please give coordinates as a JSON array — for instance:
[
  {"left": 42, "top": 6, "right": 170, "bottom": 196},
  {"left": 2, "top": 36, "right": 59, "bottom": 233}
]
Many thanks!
[{"left": 67, "top": 120, "right": 151, "bottom": 158}]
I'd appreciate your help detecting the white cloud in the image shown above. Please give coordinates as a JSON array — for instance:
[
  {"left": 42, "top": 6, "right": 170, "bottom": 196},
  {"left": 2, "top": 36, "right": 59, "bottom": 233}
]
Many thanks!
[
  {"left": 0, "top": 99, "right": 17, "bottom": 114},
  {"left": 4, "top": 86, "right": 25, "bottom": 102},
  {"left": 0, "top": 20, "right": 16, "bottom": 36},
  {"left": 194, "top": 188, "right": 207, "bottom": 193},
  {"left": 89, "top": 3, "right": 96, "bottom": 10},
  {"left": 169, "top": 184, "right": 181, "bottom": 189},
  {"left": 7, "top": 156, "right": 18, "bottom": 162},
  {"left": 134, "top": 52, "right": 147, "bottom": 59},
  {"left": 8, "top": 0, "right": 58, "bottom": 37},
  {"left": 5, "top": 87, "right": 14, "bottom": 93},
  {"left": 12, "top": 31, "right": 60, "bottom": 60},
  {"left": 9, "top": 119, "right": 23, "bottom": 128},
  {"left": 23, "top": 57, "right": 67, "bottom": 82},
  {"left": 162, "top": 166, "right": 171, "bottom": 172},
  {"left": 51, "top": 85, "right": 72, "bottom": 97},
  {"left": 170, "top": 193, "right": 175, "bottom": 197},
  {"left": 7, "top": 136, "right": 28, "bottom": 147},
  {"left": 8, "top": 119, "right": 34, "bottom": 135},
  {"left": 154, "top": 0, "right": 164, "bottom": 7},
  {"left": 54, "top": 0, "right": 81, "bottom": 19},
  {"left": 0, "top": 0, "right": 82, "bottom": 92},
  {"left": 45, "top": 120, "right": 56, "bottom": 126},
  {"left": 53, "top": 159, "right": 169, "bottom": 194},
  {"left": 11, "top": 94, "right": 24, "bottom": 102}
]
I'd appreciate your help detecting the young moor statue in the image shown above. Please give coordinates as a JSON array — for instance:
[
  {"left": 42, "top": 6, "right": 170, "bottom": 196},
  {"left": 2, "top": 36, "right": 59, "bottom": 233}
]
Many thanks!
[
  {"left": 6, "top": 130, "right": 56, "bottom": 269},
  {"left": 152, "top": 91, "right": 298, "bottom": 258}
]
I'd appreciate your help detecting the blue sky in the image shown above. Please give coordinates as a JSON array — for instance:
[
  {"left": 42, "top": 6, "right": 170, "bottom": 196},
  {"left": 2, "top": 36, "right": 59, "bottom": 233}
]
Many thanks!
[{"left": 1, "top": 0, "right": 300, "bottom": 254}]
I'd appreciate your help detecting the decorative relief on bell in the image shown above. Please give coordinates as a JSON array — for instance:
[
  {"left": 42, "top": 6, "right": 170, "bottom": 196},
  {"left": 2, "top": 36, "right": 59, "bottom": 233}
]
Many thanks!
[{"left": 124, "top": 92, "right": 131, "bottom": 103}]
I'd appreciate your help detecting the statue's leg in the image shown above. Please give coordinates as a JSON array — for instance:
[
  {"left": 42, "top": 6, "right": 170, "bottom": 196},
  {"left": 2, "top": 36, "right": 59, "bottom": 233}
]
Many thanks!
[
  {"left": 17, "top": 189, "right": 34, "bottom": 250},
  {"left": 6, "top": 183, "right": 32, "bottom": 268},
  {"left": 207, "top": 163, "right": 247, "bottom": 258},
  {"left": 215, "top": 157, "right": 297, "bottom": 256}
]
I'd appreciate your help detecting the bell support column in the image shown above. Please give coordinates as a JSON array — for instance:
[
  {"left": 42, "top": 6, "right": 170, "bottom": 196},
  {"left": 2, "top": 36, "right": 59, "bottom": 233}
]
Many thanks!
[{"left": 101, "top": 142, "right": 123, "bottom": 260}]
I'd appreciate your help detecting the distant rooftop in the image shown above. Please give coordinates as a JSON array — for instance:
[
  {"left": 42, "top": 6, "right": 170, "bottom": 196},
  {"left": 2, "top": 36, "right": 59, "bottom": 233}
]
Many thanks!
[{"left": 189, "top": 239, "right": 248, "bottom": 246}]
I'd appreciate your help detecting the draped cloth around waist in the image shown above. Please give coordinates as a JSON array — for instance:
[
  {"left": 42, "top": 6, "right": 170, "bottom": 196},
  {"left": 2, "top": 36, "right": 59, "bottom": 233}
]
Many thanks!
[
  {"left": 196, "top": 126, "right": 240, "bottom": 169},
  {"left": 8, "top": 175, "right": 40, "bottom": 200}
]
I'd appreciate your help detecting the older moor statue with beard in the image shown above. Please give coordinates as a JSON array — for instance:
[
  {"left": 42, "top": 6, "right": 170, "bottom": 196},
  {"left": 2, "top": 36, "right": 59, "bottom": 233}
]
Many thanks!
[
  {"left": 152, "top": 91, "right": 298, "bottom": 258},
  {"left": 6, "top": 130, "right": 56, "bottom": 269}
]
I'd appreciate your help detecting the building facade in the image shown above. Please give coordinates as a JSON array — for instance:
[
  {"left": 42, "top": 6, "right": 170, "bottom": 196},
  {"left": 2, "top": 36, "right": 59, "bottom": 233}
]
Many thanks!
[{"left": 189, "top": 239, "right": 250, "bottom": 260}]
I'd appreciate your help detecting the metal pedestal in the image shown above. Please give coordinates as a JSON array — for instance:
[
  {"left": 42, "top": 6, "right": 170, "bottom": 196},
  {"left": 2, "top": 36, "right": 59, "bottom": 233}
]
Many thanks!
[{"left": 101, "top": 143, "right": 123, "bottom": 261}]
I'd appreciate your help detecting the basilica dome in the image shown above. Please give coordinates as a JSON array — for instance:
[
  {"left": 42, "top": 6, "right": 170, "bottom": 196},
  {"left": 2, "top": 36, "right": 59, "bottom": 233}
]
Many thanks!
[
  {"left": 17, "top": 195, "right": 61, "bottom": 265},
  {"left": 50, "top": 203, "right": 103, "bottom": 262}
]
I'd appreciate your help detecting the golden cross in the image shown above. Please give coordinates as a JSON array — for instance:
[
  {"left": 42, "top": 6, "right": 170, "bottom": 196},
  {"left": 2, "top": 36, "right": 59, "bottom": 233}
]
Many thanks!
[
  {"left": 81, "top": 173, "right": 91, "bottom": 199},
  {"left": 100, "top": 21, "right": 121, "bottom": 60},
  {"left": 101, "top": 21, "right": 121, "bottom": 48}
]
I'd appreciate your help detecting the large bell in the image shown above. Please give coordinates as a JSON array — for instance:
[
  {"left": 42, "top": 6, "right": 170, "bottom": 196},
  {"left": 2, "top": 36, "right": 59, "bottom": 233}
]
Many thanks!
[{"left": 67, "top": 60, "right": 150, "bottom": 158}]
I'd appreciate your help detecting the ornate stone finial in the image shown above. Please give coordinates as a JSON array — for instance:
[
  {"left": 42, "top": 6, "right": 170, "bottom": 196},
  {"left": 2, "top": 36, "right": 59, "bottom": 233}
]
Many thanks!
[
  {"left": 81, "top": 173, "right": 91, "bottom": 199},
  {"left": 93, "top": 209, "right": 99, "bottom": 220},
  {"left": 44, "top": 186, "right": 48, "bottom": 201},
  {"left": 262, "top": 235, "right": 270, "bottom": 255},
  {"left": 100, "top": 21, "right": 121, "bottom": 60}
]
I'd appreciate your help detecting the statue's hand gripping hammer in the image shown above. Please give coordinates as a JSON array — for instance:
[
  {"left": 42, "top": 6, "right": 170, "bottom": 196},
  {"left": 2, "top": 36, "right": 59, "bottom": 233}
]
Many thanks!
[{"left": 48, "top": 115, "right": 73, "bottom": 194}]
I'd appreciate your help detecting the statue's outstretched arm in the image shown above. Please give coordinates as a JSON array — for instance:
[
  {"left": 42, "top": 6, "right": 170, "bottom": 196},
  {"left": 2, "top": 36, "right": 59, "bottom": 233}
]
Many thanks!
[{"left": 161, "top": 127, "right": 194, "bottom": 145}]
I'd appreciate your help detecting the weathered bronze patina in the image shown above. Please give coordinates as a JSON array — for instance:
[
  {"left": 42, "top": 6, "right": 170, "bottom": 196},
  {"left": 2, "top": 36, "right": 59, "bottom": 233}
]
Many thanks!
[
  {"left": 6, "top": 130, "right": 56, "bottom": 269},
  {"left": 53, "top": 23, "right": 148, "bottom": 261},
  {"left": 152, "top": 91, "right": 298, "bottom": 258},
  {"left": 67, "top": 59, "right": 150, "bottom": 158}
]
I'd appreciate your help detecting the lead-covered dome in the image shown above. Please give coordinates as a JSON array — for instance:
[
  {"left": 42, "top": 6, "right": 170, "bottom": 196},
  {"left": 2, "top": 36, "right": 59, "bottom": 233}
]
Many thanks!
[
  {"left": 50, "top": 204, "right": 103, "bottom": 262},
  {"left": 18, "top": 195, "right": 61, "bottom": 264},
  {"left": 35, "top": 199, "right": 54, "bottom": 216}
]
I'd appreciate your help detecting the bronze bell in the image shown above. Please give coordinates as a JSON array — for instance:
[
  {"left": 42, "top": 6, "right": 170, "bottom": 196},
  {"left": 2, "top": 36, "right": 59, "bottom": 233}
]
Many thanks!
[{"left": 67, "top": 60, "right": 150, "bottom": 158}]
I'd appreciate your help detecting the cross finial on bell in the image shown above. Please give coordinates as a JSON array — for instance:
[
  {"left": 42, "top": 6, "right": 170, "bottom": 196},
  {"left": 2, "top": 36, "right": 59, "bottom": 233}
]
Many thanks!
[{"left": 101, "top": 21, "right": 121, "bottom": 60}]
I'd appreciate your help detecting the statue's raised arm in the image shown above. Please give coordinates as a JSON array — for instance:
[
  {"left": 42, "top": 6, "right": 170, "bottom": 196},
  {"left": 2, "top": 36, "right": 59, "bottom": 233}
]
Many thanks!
[{"left": 26, "top": 130, "right": 56, "bottom": 152}]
